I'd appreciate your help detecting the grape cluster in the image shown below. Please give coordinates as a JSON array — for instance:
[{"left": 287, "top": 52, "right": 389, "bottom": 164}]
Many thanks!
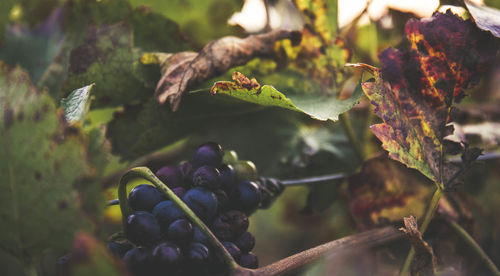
[{"left": 109, "top": 142, "right": 284, "bottom": 275}]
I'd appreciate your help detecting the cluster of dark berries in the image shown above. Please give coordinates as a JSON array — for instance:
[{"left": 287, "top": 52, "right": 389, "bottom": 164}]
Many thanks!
[{"left": 108, "top": 142, "right": 284, "bottom": 276}]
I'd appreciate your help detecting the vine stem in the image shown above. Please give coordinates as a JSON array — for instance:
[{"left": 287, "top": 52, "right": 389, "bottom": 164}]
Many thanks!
[
  {"left": 445, "top": 219, "right": 500, "bottom": 276},
  {"left": 229, "top": 226, "right": 403, "bottom": 276},
  {"left": 399, "top": 187, "right": 443, "bottom": 275},
  {"left": 339, "top": 112, "right": 365, "bottom": 162},
  {"left": 118, "top": 167, "right": 239, "bottom": 270}
]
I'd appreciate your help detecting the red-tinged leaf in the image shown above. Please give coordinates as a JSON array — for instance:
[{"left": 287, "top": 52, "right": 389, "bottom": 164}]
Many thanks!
[
  {"left": 351, "top": 11, "right": 498, "bottom": 187},
  {"left": 348, "top": 155, "right": 434, "bottom": 231},
  {"left": 154, "top": 30, "right": 299, "bottom": 111}
]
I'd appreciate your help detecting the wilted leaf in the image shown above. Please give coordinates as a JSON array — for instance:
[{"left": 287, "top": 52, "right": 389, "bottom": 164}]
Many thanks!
[
  {"left": 61, "top": 83, "right": 94, "bottom": 125},
  {"left": 154, "top": 30, "right": 299, "bottom": 111},
  {"left": 63, "top": 23, "right": 150, "bottom": 107},
  {"left": 465, "top": 0, "right": 500, "bottom": 38},
  {"left": 351, "top": 11, "right": 498, "bottom": 188},
  {"left": 0, "top": 66, "right": 93, "bottom": 262},
  {"left": 211, "top": 71, "right": 364, "bottom": 121},
  {"left": 348, "top": 155, "right": 433, "bottom": 230},
  {"left": 66, "top": 233, "right": 125, "bottom": 276},
  {"left": 399, "top": 216, "right": 437, "bottom": 276}
]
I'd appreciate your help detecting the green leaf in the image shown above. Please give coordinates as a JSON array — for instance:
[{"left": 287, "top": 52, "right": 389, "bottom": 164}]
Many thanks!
[
  {"left": 465, "top": 0, "right": 500, "bottom": 38},
  {"left": 62, "top": 23, "right": 151, "bottom": 108},
  {"left": 0, "top": 66, "right": 93, "bottom": 261},
  {"left": 61, "top": 84, "right": 94, "bottom": 125},
  {"left": 211, "top": 72, "right": 364, "bottom": 121}
]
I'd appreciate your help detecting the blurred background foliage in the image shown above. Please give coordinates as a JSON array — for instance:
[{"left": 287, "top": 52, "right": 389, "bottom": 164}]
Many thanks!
[{"left": 1, "top": 0, "right": 500, "bottom": 275}]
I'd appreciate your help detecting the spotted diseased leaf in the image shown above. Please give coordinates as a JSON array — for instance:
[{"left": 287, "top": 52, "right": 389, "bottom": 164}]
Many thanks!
[
  {"left": 154, "top": 30, "right": 299, "bottom": 111},
  {"left": 211, "top": 71, "right": 364, "bottom": 121},
  {"left": 348, "top": 155, "right": 434, "bottom": 230},
  {"left": 353, "top": 11, "right": 498, "bottom": 187},
  {"left": 63, "top": 23, "right": 150, "bottom": 107},
  {"left": 0, "top": 66, "right": 93, "bottom": 261},
  {"left": 465, "top": 0, "right": 500, "bottom": 38}
]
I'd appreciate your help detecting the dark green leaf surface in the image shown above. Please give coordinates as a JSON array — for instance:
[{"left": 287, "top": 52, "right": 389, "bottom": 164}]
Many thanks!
[{"left": 0, "top": 66, "right": 92, "bottom": 261}]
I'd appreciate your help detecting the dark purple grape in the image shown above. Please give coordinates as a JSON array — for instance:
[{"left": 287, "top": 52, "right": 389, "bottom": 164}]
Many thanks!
[
  {"left": 128, "top": 184, "right": 165, "bottom": 212},
  {"left": 230, "top": 181, "right": 261, "bottom": 214},
  {"left": 167, "top": 219, "right": 194, "bottom": 245},
  {"left": 211, "top": 210, "right": 249, "bottom": 241},
  {"left": 152, "top": 200, "right": 185, "bottom": 230},
  {"left": 123, "top": 247, "right": 152, "bottom": 275},
  {"left": 235, "top": 232, "right": 255, "bottom": 253},
  {"left": 219, "top": 164, "right": 236, "bottom": 191},
  {"left": 107, "top": 241, "right": 133, "bottom": 258},
  {"left": 192, "top": 142, "right": 223, "bottom": 168},
  {"left": 126, "top": 211, "right": 161, "bottom": 246},
  {"left": 192, "top": 165, "right": 222, "bottom": 190},
  {"left": 238, "top": 253, "right": 258, "bottom": 269},
  {"left": 186, "top": 242, "right": 210, "bottom": 264},
  {"left": 192, "top": 227, "right": 208, "bottom": 244},
  {"left": 182, "top": 187, "right": 218, "bottom": 222},
  {"left": 214, "top": 189, "right": 229, "bottom": 212},
  {"left": 172, "top": 186, "right": 186, "bottom": 198},
  {"left": 179, "top": 161, "right": 194, "bottom": 187},
  {"left": 222, "top": 242, "right": 241, "bottom": 261},
  {"left": 156, "top": 165, "right": 183, "bottom": 188},
  {"left": 151, "top": 242, "right": 182, "bottom": 270}
]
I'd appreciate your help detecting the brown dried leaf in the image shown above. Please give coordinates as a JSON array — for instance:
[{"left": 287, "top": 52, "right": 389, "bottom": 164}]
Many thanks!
[
  {"left": 154, "top": 30, "right": 299, "bottom": 111},
  {"left": 400, "top": 216, "right": 437, "bottom": 276}
]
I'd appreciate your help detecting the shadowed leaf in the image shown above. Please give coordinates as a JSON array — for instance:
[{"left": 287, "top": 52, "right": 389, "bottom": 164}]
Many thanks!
[
  {"left": 211, "top": 71, "right": 364, "bottom": 121},
  {"left": 465, "top": 0, "right": 500, "bottom": 38},
  {"left": 348, "top": 155, "right": 434, "bottom": 230},
  {"left": 351, "top": 11, "right": 498, "bottom": 188}
]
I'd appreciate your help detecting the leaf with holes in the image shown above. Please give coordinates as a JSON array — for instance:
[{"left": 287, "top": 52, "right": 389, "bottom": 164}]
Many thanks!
[
  {"left": 211, "top": 71, "right": 364, "bottom": 121},
  {"left": 0, "top": 66, "right": 93, "bottom": 262},
  {"left": 351, "top": 11, "right": 498, "bottom": 188}
]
